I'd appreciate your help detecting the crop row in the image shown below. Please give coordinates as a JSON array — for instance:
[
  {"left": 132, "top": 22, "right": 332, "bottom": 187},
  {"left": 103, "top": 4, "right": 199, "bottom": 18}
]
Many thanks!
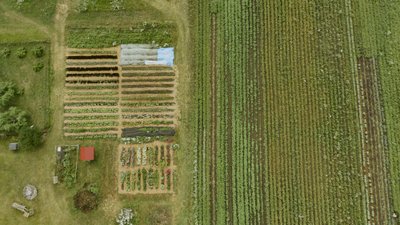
[
  {"left": 64, "top": 101, "right": 118, "bottom": 107},
  {"left": 66, "top": 133, "right": 118, "bottom": 140},
  {"left": 119, "top": 168, "right": 173, "bottom": 193},
  {"left": 64, "top": 115, "right": 119, "bottom": 120},
  {"left": 64, "top": 127, "right": 118, "bottom": 133},
  {"left": 64, "top": 108, "right": 118, "bottom": 114},
  {"left": 120, "top": 144, "right": 173, "bottom": 168},
  {"left": 64, "top": 121, "right": 118, "bottom": 127},
  {"left": 66, "top": 85, "right": 119, "bottom": 90}
]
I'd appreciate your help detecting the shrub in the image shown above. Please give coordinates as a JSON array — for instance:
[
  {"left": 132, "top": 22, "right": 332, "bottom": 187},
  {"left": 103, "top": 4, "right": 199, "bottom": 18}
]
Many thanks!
[
  {"left": 1, "top": 48, "right": 11, "bottom": 58},
  {"left": 33, "top": 62, "right": 44, "bottom": 72},
  {"left": 16, "top": 47, "right": 27, "bottom": 58},
  {"left": 0, "top": 107, "right": 30, "bottom": 135},
  {"left": 32, "top": 46, "right": 44, "bottom": 58},
  {"left": 18, "top": 126, "right": 42, "bottom": 150},
  {"left": 0, "top": 82, "right": 21, "bottom": 108},
  {"left": 73, "top": 190, "right": 98, "bottom": 213}
]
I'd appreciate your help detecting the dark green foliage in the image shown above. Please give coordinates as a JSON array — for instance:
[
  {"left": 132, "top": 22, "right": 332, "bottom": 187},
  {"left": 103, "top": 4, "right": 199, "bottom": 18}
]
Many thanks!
[
  {"left": 18, "top": 126, "right": 42, "bottom": 150},
  {"left": 62, "top": 152, "right": 77, "bottom": 188},
  {"left": 32, "top": 46, "right": 44, "bottom": 58},
  {"left": 0, "top": 81, "right": 21, "bottom": 108},
  {"left": 1, "top": 48, "right": 11, "bottom": 58},
  {"left": 33, "top": 62, "right": 44, "bottom": 72},
  {"left": 16, "top": 47, "right": 27, "bottom": 58},
  {"left": 0, "top": 107, "right": 30, "bottom": 135}
]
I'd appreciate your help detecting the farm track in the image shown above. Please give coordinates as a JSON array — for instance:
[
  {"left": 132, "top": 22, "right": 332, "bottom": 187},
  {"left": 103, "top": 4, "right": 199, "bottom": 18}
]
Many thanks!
[
  {"left": 209, "top": 14, "right": 217, "bottom": 225},
  {"left": 357, "top": 57, "right": 391, "bottom": 224}
]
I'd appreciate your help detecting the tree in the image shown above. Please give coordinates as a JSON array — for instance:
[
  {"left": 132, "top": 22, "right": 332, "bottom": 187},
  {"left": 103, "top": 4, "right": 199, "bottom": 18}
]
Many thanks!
[
  {"left": 0, "top": 107, "right": 30, "bottom": 135},
  {"left": 0, "top": 82, "right": 21, "bottom": 108},
  {"left": 18, "top": 126, "right": 42, "bottom": 150}
]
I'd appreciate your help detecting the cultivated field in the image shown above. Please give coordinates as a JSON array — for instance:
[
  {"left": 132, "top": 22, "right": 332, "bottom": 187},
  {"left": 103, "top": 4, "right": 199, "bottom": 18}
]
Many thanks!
[
  {"left": 118, "top": 142, "right": 176, "bottom": 194},
  {"left": 63, "top": 48, "right": 178, "bottom": 140},
  {"left": 191, "top": 0, "right": 396, "bottom": 225}
]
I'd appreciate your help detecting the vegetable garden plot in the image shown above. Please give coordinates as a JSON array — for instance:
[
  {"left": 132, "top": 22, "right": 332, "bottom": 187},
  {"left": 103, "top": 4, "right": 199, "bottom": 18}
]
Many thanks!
[
  {"left": 120, "top": 65, "right": 177, "bottom": 134},
  {"left": 118, "top": 142, "right": 176, "bottom": 194},
  {"left": 63, "top": 48, "right": 120, "bottom": 139},
  {"left": 63, "top": 47, "right": 178, "bottom": 140}
]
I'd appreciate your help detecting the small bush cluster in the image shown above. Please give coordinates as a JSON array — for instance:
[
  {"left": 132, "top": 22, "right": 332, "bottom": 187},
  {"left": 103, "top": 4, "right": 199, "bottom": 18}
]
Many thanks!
[
  {"left": 33, "top": 62, "right": 44, "bottom": 72},
  {"left": 16, "top": 47, "right": 27, "bottom": 58},
  {"left": 1, "top": 48, "right": 11, "bottom": 58},
  {"left": 32, "top": 46, "right": 44, "bottom": 58}
]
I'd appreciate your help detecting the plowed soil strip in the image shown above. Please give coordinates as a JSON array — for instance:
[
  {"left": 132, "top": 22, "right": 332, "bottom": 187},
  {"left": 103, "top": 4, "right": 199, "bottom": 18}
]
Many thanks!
[
  {"left": 210, "top": 14, "right": 217, "bottom": 225},
  {"left": 357, "top": 57, "right": 391, "bottom": 224}
]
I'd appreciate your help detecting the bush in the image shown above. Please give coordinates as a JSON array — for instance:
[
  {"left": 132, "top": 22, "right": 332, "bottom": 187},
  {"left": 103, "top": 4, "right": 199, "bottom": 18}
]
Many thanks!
[
  {"left": 33, "top": 62, "right": 44, "bottom": 72},
  {"left": 32, "top": 46, "right": 44, "bottom": 58},
  {"left": 18, "top": 126, "right": 42, "bottom": 150},
  {"left": 16, "top": 47, "right": 27, "bottom": 58},
  {"left": 1, "top": 48, "right": 11, "bottom": 58},
  {"left": 0, "top": 82, "right": 21, "bottom": 108},
  {"left": 0, "top": 107, "right": 30, "bottom": 135},
  {"left": 73, "top": 190, "right": 98, "bottom": 213}
]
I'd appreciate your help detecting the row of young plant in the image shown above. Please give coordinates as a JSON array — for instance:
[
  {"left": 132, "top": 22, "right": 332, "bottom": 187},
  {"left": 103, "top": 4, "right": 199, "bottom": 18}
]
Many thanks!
[
  {"left": 64, "top": 101, "right": 118, "bottom": 107},
  {"left": 120, "top": 144, "right": 173, "bottom": 168},
  {"left": 119, "top": 168, "right": 173, "bottom": 193},
  {"left": 67, "top": 134, "right": 118, "bottom": 140},
  {"left": 121, "top": 72, "right": 175, "bottom": 77}
]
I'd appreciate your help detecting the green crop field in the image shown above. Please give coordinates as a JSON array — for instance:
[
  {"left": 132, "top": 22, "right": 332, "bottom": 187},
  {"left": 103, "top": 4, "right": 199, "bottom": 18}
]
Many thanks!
[
  {"left": 191, "top": 0, "right": 400, "bottom": 225},
  {"left": 1, "top": 0, "right": 400, "bottom": 224}
]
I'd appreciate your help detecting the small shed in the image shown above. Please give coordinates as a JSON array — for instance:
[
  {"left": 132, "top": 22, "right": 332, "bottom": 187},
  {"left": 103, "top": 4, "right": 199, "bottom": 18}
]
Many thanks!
[
  {"left": 80, "top": 146, "right": 95, "bottom": 161},
  {"left": 9, "top": 143, "right": 19, "bottom": 151}
]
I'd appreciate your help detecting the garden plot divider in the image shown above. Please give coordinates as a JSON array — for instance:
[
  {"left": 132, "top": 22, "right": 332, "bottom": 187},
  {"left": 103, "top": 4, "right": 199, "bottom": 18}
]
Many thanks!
[{"left": 63, "top": 47, "right": 178, "bottom": 140}]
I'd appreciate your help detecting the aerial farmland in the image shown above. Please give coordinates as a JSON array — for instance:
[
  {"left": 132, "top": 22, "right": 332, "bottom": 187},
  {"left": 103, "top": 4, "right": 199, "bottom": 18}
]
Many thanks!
[{"left": 0, "top": 0, "right": 400, "bottom": 225}]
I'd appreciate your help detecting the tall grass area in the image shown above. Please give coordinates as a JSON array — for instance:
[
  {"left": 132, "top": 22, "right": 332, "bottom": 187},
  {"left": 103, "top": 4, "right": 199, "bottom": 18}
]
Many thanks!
[{"left": 1, "top": 0, "right": 56, "bottom": 25}]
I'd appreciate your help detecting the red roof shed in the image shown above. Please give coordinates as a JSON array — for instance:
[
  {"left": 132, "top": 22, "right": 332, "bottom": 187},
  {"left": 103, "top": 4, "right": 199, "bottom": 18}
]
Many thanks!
[{"left": 80, "top": 146, "right": 95, "bottom": 161}]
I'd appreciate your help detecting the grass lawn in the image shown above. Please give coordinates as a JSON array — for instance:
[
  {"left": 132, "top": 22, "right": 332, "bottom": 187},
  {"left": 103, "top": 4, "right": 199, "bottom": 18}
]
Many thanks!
[{"left": 1, "top": 0, "right": 56, "bottom": 26}]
